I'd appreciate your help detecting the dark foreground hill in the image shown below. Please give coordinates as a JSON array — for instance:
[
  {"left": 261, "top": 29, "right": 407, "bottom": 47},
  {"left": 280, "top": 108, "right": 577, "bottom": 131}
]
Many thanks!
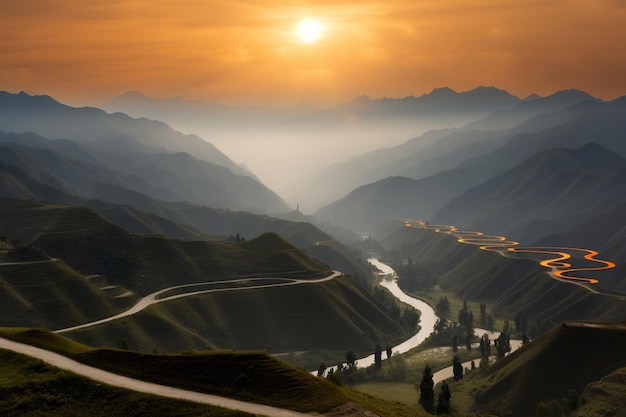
[
  {"left": 0, "top": 328, "right": 426, "bottom": 417},
  {"left": 464, "top": 322, "right": 626, "bottom": 417}
]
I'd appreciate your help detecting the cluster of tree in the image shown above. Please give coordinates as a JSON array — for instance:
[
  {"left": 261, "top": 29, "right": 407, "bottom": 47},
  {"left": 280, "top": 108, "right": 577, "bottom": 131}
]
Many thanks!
[
  {"left": 322, "top": 345, "right": 408, "bottom": 386},
  {"left": 228, "top": 233, "right": 246, "bottom": 243},
  {"left": 494, "top": 321, "right": 511, "bottom": 359},
  {"left": 417, "top": 365, "right": 451, "bottom": 415},
  {"left": 395, "top": 257, "right": 438, "bottom": 292},
  {"left": 371, "top": 286, "right": 421, "bottom": 329}
]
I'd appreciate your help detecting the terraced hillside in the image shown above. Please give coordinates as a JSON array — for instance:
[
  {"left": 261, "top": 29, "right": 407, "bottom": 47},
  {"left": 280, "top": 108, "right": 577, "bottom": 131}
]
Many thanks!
[{"left": 0, "top": 199, "right": 412, "bottom": 358}]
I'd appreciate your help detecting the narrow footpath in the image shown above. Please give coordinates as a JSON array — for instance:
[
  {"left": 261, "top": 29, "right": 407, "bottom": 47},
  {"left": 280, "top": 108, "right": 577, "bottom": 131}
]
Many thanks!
[{"left": 0, "top": 337, "right": 316, "bottom": 417}]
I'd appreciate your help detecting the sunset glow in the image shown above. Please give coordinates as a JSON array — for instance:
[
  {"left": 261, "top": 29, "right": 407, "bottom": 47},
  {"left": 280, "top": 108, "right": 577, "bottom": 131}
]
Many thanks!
[
  {"left": 297, "top": 19, "right": 323, "bottom": 43},
  {"left": 2, "top": 1, "right": 626, "bottom": 105}
]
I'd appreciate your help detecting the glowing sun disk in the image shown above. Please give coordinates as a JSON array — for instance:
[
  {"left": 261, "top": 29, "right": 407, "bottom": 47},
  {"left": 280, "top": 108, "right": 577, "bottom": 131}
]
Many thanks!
[{"left": 297, "top": 19, "right": 323, "bottom": 43}]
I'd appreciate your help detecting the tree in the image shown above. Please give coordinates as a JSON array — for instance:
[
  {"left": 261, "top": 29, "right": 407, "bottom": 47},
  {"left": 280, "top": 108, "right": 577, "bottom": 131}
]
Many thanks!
[
  {"left": 480, "top": 302, "right": 487, "bottom": 326},
  {"left": 417, "top": 365, "right": 435, "bottom": 414},
  {"left": 434, "top": 318, "right": 448, "bottom": 333},
  {"left": 494, "top": 332, "right": 511, "bottom": 359},
  {"left": 452, "top": 355, "right": 463, "bottom": 381},
  {"left": 436, "top": 296, "right": 451, "bottom": 318},
  {"left": 346, "top": 350, "right": 356, "bottom": 367},
  {"left": 479, "top": 334, "right": 491, "bottom": 358},
  {"left": 386, "top": 344, "right": 393, "bottom": 360},
  {"left": 436, "top": 381, "right": 451, "bottom": 415},
  {"left": 374, "top": 344, "right": 382, "bottom": 369},
  {"left": 317, "top": 362, "right": 327, "bottom": 377},
  {"left": 326, "top": 368, "right": 343, "bottom": 386},
  {"left": 0, "top": 235, "right": 6, "bottom": 249}
]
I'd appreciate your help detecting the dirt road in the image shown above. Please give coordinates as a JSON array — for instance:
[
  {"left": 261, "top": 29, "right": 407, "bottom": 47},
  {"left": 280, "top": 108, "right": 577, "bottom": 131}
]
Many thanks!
[{"left": 0, "top": 336, "right": 316, "bottom": 417}]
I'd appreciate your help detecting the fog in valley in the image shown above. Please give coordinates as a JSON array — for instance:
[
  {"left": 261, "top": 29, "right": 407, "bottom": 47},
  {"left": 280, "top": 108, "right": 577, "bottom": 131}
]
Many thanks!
[{"left": 101, "top": 87, "right": 522, "bottom": 210}]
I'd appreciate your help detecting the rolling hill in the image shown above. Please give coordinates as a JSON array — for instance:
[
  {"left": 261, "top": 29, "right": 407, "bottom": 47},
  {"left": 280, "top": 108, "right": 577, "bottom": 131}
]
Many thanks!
[
  {"left": 0, "top": 199, "right": 412, "bottom": 358},
  {"left": 0, "top": 152, "right": 375, "bottom": 282},
  {"left": 378, "top": 221, "right": 626, "bottom": 326},
  {"left": 464, "top": 322, "right": 626, "bottom": 417},
  {"left": 0, "top": 328, "right": 427, "bottom": 417}
]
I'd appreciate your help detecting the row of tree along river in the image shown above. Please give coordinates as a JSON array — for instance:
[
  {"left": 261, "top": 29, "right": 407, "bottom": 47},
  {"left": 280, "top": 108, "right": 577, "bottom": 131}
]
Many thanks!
[{"left": 348, "top": 258, "right": 520, "bottom": 382}]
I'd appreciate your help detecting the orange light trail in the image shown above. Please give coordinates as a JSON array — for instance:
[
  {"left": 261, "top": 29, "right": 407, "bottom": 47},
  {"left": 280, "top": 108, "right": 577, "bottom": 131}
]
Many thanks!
[{"left": 403, "top": 220, "right": 616, "bottom": 286}]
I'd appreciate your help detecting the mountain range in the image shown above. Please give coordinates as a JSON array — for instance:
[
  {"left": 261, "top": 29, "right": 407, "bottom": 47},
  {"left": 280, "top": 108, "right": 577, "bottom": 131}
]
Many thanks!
[
  {"left": 0, "top": 92, "right": 289, "bottom": 214},
  {"left": 0, "top": 86, "right": 625, "bottom": 416}
]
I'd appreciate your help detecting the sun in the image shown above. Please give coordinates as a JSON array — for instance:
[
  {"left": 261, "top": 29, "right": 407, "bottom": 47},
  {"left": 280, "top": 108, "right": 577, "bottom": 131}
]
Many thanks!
[{"left": 296, "top": 19, "right": 323, "bottom": 44}]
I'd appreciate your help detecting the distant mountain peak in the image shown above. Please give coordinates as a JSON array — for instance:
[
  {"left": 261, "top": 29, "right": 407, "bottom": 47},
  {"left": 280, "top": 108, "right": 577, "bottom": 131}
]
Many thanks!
[{"left": 427, "top": 87, "right": 456, "bottom": 96}]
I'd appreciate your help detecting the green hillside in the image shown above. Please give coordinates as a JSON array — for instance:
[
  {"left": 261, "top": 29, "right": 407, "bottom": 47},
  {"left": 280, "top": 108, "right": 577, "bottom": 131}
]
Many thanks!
[
  {"left": 379, "top": 221, "right": 626, "bottom": 328},
  {"left": 0, "top": 199, "right": 330, "bottom": 295},
  {"left": 0, "top": 348, "right": 254, "bottom": 417},
  {"left": 0, "top": 199, "right": 413, "bottom": 362},
  {"left": 459, "top": 322, "right": 626, "bottom": 416},
  {"left": 576, "top": 366, "right": 626, "bottom": 416},
  {"left": 0, "top": 259, "right": 130, "bottom": 329},
  {"left": 62, "top": 275, "right": 411, "bottom": 356},
  {"left": 0, "top": 328, "right": 425, "bottom": 417}
]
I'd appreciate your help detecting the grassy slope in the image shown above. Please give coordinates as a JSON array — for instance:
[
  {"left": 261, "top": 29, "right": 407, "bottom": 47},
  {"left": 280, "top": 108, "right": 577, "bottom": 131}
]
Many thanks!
[
  {"left": 576, "top": 366, "right": 626, "bottom": 417},
  {"left": 379, "top": 221, "right": 626, "bottom": 324},
  {"left": 0, "top": 349, "right": 254, "bottom": 417},
  {"left": 0, "top": 199, "right": 330, "bottom": 293},
  {"left": 0, "top": 199, "right": 411, "bottom": 361},
  {"left": 0, "top": 260, "right": 131, "bottom": 329},
  {"left": 64, "top": 275, "right": 410, "bottom": 355},
  {"left": 0, "top": 328, "right": 426, "bottom": 417},
  {"left": 461, "top": 322, "right": 626, "bottom": 416}
]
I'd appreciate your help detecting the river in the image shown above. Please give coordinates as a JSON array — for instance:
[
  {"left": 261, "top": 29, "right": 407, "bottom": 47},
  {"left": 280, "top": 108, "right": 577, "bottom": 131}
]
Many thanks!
[{"left": 341, "top": 258, "right": 520, "bottom": 382}]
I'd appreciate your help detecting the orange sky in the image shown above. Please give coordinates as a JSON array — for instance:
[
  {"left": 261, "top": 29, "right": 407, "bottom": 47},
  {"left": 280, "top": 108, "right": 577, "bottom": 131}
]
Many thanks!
[{"left": 2, "top": 0, "right": 626, "bottom": 106}]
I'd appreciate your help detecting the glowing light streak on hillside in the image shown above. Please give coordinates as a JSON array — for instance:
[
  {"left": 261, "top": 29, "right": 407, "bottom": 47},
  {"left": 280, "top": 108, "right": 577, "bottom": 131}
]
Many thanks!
[{"left": 403, "top": 220, "right": 616, "bottom": 286}]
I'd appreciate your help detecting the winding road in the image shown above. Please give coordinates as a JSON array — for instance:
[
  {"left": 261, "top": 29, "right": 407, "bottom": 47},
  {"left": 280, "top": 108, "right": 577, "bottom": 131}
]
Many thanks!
[
  {"left": 0, "top": 337, "right": 314, "bottom": 417},
  {"left": 403, "top": 220, "right": 617, "bottom": 293},
  {"left": 2, "top": 270, "right": 343, "bottom": 416},
  {"left": 56, "top": 271, "right": 342, "bottom": 333}
]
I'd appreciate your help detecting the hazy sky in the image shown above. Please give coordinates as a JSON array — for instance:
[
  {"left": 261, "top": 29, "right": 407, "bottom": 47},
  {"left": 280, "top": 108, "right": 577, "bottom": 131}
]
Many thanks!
[{"left": 2, "top": 0, "right": 626, "bottom": 106}]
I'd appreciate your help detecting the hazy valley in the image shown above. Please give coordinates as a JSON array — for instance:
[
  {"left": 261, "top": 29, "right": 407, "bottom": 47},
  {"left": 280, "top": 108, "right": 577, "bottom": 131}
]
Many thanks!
[{"left": 0, "top": 87, "right": 625, "bottom": 417}]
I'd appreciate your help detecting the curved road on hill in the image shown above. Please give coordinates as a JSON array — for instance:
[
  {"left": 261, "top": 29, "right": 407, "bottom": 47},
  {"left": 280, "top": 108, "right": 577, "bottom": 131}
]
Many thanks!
[
  {"left": 55, "top": 271, "right": 342, "bottom": 333},
  {"left": 403, "top": 220, "right": 618, "bottom": 295},
  {"left": 0, "top": 337, "right": 314, "bottom": 417}
]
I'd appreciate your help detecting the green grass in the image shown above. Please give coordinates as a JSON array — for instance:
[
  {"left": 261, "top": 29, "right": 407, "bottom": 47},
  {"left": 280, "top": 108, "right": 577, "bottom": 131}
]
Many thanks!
[
  {"left": 576, "top": 367, "right": 626, "bottom": 417},
  {"left": 0, "top": 261, "right": 131, "bottom": 330},
  {"left": 0, "top": 328, "right": 430, "bottom": 417},
  {"left": 63, "top": 275, "right": 412, "bottom": 360},
  {"left": 352, "top": 382, "right": 417, "bottom": 406},
  {"left": 447, "top": 322, "right": 626, "bottom": 416},
  {"left": 0, "top": 348, "right": 255, "bottom": 417},
  {"left": 0, "top": 328, "right": 347, "bottom": 413},
  {"left": 381, "top": 221, "right": 626, "bottom": 331}
]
